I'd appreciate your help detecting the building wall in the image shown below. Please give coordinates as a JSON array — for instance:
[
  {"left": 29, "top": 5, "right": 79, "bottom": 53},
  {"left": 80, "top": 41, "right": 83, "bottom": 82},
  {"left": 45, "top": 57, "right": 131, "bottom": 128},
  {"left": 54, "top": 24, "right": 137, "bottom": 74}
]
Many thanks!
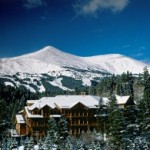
[
  {"left": 16, "top": 123, "right": 26, "bottom": 135},
  {"left": 18, "top": 103, "right": 98, "bottom": 137}
]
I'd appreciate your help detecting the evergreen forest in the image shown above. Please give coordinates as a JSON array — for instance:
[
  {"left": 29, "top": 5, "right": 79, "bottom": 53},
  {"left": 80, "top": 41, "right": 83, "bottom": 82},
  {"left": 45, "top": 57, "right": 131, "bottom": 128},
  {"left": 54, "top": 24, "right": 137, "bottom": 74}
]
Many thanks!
[{"left": 1, "top": 67, "right": 150, "bottom": 149}]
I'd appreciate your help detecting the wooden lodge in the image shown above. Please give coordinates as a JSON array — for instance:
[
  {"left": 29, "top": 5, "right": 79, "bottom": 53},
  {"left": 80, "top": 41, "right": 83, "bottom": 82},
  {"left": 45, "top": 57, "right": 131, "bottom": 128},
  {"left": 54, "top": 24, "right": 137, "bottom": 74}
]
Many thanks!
[{"left": 15, "top": 95, "right": 132, "bottom": 138}]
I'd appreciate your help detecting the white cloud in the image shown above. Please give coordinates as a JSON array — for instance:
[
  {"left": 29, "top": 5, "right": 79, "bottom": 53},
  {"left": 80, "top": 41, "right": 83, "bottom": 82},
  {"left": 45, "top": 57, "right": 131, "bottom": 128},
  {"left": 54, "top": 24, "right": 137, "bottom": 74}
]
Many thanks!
[
  {"left": 74, "top": 0, "right": 130, "bottom": 16},
  {"left": 23, "top": 0, "right": 47, "bottom": 9}
]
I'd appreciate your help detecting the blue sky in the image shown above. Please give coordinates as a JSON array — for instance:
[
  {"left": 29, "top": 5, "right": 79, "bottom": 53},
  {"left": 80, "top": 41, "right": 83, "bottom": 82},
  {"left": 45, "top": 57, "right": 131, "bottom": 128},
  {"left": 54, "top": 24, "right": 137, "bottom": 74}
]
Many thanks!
[{"left": 0, "top": 0, "right": 150, "bottom": 63}]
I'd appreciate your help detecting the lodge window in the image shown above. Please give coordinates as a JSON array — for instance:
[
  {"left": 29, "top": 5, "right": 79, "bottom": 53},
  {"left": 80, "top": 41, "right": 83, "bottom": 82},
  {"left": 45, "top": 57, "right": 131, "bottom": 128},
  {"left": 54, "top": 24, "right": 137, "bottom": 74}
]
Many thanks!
[
  {"left": 78, "top": 120, "right": 80, "bottom": 124},
  {"left": 73, "top": 112, "right": 76, "bottom": 116},
  {"left": 73, "top": 129, "right": 77, "bottom": 134},
  {"left": 65, "top": 110, "right": 69, "bottom": 115},
  {"left": 80, "top": 120, "right": 84, "bottom": 124},
  {"left": 73, "top": 120, "right": 76, "bottom": 125}
]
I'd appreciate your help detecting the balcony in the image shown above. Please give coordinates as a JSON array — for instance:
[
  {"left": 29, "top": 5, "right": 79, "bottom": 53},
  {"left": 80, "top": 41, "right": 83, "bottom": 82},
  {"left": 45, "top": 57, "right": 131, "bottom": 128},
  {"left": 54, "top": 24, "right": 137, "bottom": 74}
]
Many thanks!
[{"left": 71, "top": 123, "right": 88, "bottom": 126}]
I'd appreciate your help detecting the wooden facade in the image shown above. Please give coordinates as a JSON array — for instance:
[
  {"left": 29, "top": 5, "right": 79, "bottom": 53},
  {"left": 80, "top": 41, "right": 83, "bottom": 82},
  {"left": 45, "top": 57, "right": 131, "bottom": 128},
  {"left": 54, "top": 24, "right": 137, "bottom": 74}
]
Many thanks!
[{"left": 15, "top": 95, "right": 132, "bottom": 137}]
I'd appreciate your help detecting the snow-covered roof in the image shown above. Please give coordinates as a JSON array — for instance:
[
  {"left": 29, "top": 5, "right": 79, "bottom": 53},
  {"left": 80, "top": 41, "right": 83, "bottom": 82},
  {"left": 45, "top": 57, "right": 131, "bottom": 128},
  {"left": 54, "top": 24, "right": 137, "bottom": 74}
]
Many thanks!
[
  {"left": 28, "top": 97, "right": 56, "bottom": 110},
  {"left": 115, "top": 95, "right": 130, "bottom": 105},
  {"left": 25, "top": 107, "right": 43, "bottom": 118},
  {"left": 9, "top": 129, "right": 20, "bottom": 137},
  {"left": 27, "top": 100, "right": 38, "bottom": 104},
  {"left": 28, "top": 95, "right": 100, "bottom": 110},
  {"left": 50, "top": 114, "right": 61, "bottom": 118},
  {"left": 54, "top": 95, "right": 100, "bottom": 109},
  {"left": 16, "top": 114, "right": 25, "bottom": 124},
  {"left": 101, "top": 97, "right": 109, "bottom": 105},
  {"left": 27, "top": 95, "right": 130, "bottom": 113}
]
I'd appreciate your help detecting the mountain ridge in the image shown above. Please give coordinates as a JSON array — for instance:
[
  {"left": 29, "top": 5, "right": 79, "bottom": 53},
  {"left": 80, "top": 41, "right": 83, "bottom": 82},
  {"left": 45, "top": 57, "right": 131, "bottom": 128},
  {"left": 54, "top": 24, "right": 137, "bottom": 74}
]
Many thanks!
[
  {"left": 0, "top": 46, "right": 149, "bottom": 75},
  {"left": 0, "top": 46, "right": 149, "bottom": 92}
]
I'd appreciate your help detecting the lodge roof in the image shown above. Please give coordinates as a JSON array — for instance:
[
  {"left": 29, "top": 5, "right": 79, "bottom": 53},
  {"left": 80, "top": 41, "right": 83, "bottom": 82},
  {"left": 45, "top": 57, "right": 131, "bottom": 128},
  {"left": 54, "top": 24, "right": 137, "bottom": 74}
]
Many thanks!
[
  {"left": 16, "top": 114, "right": 25, "bottom": 124},
  {"left": 27, "top": 95, "right": 130, "bottom": 111},
  {"left": 116, "top": 95, "right": 130, "bottom": 105},
  {"left": 25, "top": 107, "right": 43, "bottom": 118},
  {"left": 28, "top": 95, "right": 100, "bottom": 110}
]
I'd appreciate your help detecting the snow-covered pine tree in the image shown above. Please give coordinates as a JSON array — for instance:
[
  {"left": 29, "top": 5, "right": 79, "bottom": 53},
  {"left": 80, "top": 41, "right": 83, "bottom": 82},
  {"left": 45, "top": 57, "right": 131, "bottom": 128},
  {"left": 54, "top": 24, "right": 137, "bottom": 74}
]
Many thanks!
[
  {"left": 124, "top": 104, "right": 141, "bottom": 149},
  {"left": 142, "top": 70, "right": 150, "bottom": 141},
  {"left": 27, "top": 136, "right": 34, "bottom": 150},
  {"left": 64, "top": 136, "right": 74, "bottom": 150},
  {"left": 44, "top": 133, "right": 54, "bottom": 150},
  {"left": 57, "top": 115, "right": 69, "bottom": 142},
  {"left": 76, "top": 138, "right": 85, "bottom": 150},
  {"left": 37, "top": 138, "right": 44, "bottom": 150},
  {"left": 47, "top": 117, "right": 58, "bottom": 143},
  {"left": 23, "top": 137, "right": 30, "bottom": 149},
  {"left": 10, "top": 138, "right": 18, "bottom": 149},
  {"left": 95, "top": 97, "right": 108, "bottom": 141},
  {"left": 6, "top": 138, "right": 11, "bottom": 149},
  {"left": 108, "top": 108, "right": 126, "bottom": 148},
  {"left": 107, "top": 94, "right": 126, "bottom": 148},
  {"left": 1, "top": 138, "right": 7, "bottom": 150}
]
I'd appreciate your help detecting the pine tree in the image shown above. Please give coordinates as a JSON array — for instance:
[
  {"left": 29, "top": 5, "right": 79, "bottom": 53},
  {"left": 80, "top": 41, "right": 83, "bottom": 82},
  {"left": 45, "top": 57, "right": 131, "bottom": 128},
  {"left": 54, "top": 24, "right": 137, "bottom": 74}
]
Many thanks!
[
  {"left": 124, "top": 105, "right": 141, "bottom": 149},
  {"left": 57, "top": 115, "right": 69, "bottom": 142},
  {"left": 142, "top": 68, "right": 150, "bottom": 140},
  {"left": 10, "top": 138, "right": 18, "bottom": 149},
  {"left": 108, "top": 108, "right": 126, "bottom": 148},
  {"left": 44, "top": 132, "right": 54, "bottom": 150},
  {"left": 24, "top": 137, "right": 30, "bottom": 150},
  {"left": 64, "top": 136, "right": 74, "bottom": 150},
  {"left": 37, "top": 138, "right": 43, "bottom": 150},
  {"left": 107, "top": 95, "right": 126, "bottom": 148},
  {"left": 27, "top": 137, "right": 34, "bottom": 150},
  {"left": 47, "top": 117, "right": 58, "bottom": 143},
  {"left": 95, "top": 97, "right": 108, "bottom": 141},
  {"left": 76, "top": 139, "right": 85, "bottom": 150},
  {"left": 6, "top": 138, "right": 11, "bottom": 149},
  {"left": 127, "top": 72, "right": 134, "bottom": 98}
]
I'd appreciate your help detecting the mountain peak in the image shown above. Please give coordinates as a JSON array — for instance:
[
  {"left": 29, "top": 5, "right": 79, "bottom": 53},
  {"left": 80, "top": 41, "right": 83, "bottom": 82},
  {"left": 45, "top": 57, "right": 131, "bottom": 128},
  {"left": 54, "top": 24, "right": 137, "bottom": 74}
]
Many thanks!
[
  {"left": 37, "top": 46, "right": 61, "bottom": 53},
  {"left": 0, "top": 46, "right": 149, "bottom": 75}
]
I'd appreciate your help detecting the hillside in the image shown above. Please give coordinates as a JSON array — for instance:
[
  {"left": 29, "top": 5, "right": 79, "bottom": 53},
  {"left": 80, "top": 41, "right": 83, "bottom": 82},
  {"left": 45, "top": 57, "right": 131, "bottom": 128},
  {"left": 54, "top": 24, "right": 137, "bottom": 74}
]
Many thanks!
[{"left": 0, "top": 46, "right": 149, "bottom": 92}]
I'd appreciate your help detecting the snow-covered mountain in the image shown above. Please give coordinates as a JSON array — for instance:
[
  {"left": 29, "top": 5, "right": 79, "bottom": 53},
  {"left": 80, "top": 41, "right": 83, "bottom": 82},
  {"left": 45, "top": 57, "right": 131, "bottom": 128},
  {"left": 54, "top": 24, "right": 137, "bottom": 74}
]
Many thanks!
[
  {"left": 83, "top": 54, "right": 149, "bottom": 74},
  {"left": 0, "top": 46, "right": 149, "bottom": 92},
  {"left": 0, "top": 46, "right": 106, "bottom": 74}
]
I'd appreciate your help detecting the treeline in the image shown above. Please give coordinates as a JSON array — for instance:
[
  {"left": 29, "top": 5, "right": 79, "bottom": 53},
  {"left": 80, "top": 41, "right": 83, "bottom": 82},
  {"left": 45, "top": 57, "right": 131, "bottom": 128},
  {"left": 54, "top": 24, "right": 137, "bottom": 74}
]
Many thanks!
[
  {"left": 81, "top": 69, "right": 147, "bottom": 101},
  {"left": 0, "top": 82, "right": 74, "bottom": 138},
  {"left": 94, "top": 67, "right": 150, "bottom": 149},
  {"left": 0, "top": 84, "right": 39, "bottom": 139},
  {"left": 1, "top": 67, "right": 150, "bottom": 148}
]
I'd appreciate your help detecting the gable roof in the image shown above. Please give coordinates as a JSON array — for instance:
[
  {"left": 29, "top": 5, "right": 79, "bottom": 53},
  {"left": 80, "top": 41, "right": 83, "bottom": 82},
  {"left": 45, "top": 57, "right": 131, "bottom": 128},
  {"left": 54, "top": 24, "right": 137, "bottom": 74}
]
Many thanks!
[
  {"left": 115, "top": 95, "right": 130, "bottom": 105},
  {"left": 27, "top": 95, "right": 130, "bottom": 112},
  {"left": 28, "top": 95, "right": 100, "bottom": 110},
  {"left": 28, "top": 97, "right": 56, "bottom": 110},
  {"left": 16, "top": 114, "right": 25, "bottom": 124},
  {"left": 54, "top": 95, "right": 100, "bottom": 109},
  {"left": 25, "top": 107, "right": 43, "bottom": 118}
]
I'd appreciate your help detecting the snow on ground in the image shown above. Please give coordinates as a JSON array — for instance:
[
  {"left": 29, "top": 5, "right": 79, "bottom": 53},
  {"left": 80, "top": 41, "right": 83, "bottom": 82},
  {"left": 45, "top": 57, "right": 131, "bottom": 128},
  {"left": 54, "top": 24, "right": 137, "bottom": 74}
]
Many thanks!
[
  {"left": 12, "top": 145, "right": 57, "bottom": 150},
  {"left": 22, "top": 84, "right": 36, "bottom": 93},
  {"left": 82, "top": 78, "right": 91, "bottom": 86},
  {"left": 83, "top": 54, "right": 150, "bottom": 74},
  {"left": 1, "top": 46, "right": 150, "bottom": 75},
  {"left": 4, "top": 82, "right": 14, "bottom": 87},
  {"left": 12, "top": 145, "right": 39, "bottom": 150},
  {"left": 37, "top": 84, "right": 45, "bottom": 92},
  {"left": 49, "top": 78, "right": 73, "bottom": 91}
]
